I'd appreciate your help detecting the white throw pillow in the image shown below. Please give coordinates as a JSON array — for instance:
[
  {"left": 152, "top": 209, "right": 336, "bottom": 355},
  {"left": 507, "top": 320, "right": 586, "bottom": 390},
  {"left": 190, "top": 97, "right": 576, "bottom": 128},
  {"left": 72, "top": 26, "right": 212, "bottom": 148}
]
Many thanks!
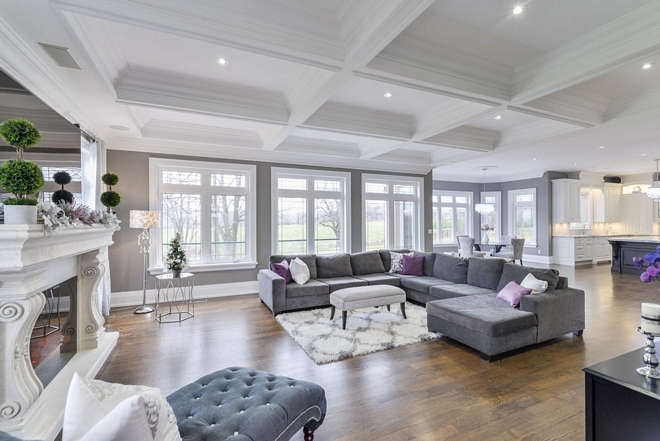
[
  {"left": 80, "top": 395, "right": 153, "bottom": 441},
  {"left": 289, "top": 257, "right": 310, "bottom": 285},
  {"left": 389, "top": 251, "right": 413, "bottom": 274},
  {"left": 520, "top": 273, "right": 548, "bottom": 294},
  {"left": 64, "top": 373, "right": 181, "bottom": 441}
]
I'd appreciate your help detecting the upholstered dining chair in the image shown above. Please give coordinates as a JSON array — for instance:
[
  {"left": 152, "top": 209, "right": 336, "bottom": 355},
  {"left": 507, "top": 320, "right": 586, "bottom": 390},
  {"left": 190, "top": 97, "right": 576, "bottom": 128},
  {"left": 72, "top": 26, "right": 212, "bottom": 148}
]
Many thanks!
[
  {"left": 458, "top": 237, "right": 488, "bottom": 258},
  {"left": 495, "top": 238, "right": 525, "bottom": 264},
  {"left": 456, "top": 235, "right": 468, "bottom": 254}
]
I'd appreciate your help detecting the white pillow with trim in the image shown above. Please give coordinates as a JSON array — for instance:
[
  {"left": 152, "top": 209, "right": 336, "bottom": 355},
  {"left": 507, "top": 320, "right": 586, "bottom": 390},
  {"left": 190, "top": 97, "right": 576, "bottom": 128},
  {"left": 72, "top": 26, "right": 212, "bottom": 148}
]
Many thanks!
[
  {"left": 289, "top": 257, "right": 310, "bottom": 285},
  {"left": 520, "top": 273, "right": 548, "bottom": 294}
]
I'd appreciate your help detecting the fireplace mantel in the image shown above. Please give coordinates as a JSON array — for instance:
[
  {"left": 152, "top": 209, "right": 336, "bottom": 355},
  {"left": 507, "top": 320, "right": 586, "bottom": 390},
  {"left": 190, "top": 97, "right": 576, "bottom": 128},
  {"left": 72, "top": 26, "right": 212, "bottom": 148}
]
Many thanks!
[{"left": 0, "top": 224, "right": 118, "bottom": 440}]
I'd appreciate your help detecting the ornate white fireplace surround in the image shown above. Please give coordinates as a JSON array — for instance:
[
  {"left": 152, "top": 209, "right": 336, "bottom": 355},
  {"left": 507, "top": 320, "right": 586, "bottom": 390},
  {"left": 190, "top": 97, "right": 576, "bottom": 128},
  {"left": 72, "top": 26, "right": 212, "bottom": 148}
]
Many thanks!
[{"left": 0, "top": 224, "right": 118, "bottom": 440}]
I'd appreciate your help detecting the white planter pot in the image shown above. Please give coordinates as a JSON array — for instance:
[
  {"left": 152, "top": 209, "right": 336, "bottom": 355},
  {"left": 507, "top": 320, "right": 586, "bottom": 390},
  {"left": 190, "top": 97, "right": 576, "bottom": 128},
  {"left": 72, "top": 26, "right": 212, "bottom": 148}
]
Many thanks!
[
  {"left": 482, "top": 232, "right": 490, "bottom": 245},
  {"left": 3, "top": 205, "right": 38, "bottom": 224}
]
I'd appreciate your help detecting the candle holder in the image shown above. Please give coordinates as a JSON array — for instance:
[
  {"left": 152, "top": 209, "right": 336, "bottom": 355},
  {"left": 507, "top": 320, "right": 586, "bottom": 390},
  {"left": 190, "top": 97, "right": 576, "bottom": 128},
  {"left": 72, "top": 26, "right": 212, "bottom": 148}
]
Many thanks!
[{"left": 637, "top": 327, "right": 660, "bottom": 379}]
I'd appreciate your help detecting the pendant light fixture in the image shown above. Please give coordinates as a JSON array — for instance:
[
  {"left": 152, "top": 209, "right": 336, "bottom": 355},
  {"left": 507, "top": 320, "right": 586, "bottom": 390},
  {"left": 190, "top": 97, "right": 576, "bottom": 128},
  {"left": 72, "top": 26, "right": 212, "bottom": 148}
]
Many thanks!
[
  {"left": 475, "top": 167, "right": 495, "bottom": 214},
  {"left": 647, "top": 159, "right": 660, "bottom": 199}
]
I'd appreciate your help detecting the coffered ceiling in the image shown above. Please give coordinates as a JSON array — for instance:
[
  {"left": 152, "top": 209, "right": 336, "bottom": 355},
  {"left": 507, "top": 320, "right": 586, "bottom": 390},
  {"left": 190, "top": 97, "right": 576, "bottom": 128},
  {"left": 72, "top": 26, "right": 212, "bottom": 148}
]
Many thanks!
[{"left": 1, "top": 0, "right": 660, "bottom": 179}]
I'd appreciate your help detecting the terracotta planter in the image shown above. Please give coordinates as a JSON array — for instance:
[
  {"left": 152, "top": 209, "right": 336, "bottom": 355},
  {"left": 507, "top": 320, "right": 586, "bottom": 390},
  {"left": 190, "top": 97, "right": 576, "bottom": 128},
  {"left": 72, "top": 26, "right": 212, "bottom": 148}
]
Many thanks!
[{"left": 3, "top": 205, "right": 38, "bottom": 224}]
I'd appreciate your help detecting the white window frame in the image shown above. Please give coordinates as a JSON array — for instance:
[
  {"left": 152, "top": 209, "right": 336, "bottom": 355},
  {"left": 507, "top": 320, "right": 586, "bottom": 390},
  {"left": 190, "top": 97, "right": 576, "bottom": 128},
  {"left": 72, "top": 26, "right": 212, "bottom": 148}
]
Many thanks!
[
  {"left": 508, "top": 188, "right": 537, "bottom": 246},
  {"left": 433, "top": 190, "right": 473, "bottom": 245},
  {"left": 149, "top": 158, "right": 257, "bottom": 274},
  {"left": 480, "top": 191, "right": 501, "bottom": 243},
  {"left": 362, "top": 174, "right": 424, "bottom": 251},
  {"left": 271, "top": 167, "right": 351, "bottom": 255}
]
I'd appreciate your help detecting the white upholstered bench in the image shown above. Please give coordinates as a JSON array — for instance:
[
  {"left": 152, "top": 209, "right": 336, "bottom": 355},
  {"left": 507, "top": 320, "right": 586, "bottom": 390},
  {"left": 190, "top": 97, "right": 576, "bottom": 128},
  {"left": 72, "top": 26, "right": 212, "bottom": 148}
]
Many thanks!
[{"left": 330, "top": 285, "right": 407, "bottom": 330}]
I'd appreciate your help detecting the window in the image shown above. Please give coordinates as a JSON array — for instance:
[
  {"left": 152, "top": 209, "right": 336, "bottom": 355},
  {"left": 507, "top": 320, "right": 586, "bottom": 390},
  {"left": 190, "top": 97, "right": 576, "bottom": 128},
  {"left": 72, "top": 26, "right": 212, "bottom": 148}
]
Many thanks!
[
  {"left": 433, "top": 191, "right": 472, "bottom": 245},
  {"left": 272, "top": 168, "right": 350, "bottom": 255},
  {"left": 480, "top": 191, "right": 501, "bottom": 242},
  {"left": 508, "top": 188, "right": 536, "bottom": 246},
  {"left": 364, "top": 175, "right": 423, "bottom": 251},
  {"left": 149, "top": 158, "right": 257, "bottom": 272}
]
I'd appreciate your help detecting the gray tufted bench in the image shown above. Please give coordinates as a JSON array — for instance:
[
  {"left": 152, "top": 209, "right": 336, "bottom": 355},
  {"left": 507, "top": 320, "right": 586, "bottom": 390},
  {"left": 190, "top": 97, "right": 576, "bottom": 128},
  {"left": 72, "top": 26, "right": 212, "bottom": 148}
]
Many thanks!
[{"left": 166, "top": 367, "right": 327, "bottom": 441}]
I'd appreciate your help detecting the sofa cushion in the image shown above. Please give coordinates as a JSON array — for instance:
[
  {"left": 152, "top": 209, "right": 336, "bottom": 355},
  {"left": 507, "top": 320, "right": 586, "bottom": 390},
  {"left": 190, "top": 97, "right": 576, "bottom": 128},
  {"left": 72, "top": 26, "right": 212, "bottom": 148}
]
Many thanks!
[
  {"left": 315, "top": 254, "right": 353, "bottom": 278},
  {"left": 353, "top": 273, "right": 401, "bottom": 286},
  {"left": 400, "top": 276, "right": 453, "bottom": 294},
  {"left": 379, "top": 249, "right": 410, "bottom": 272},
  {"left": 316, "top": 277, "right": 367, "bottom": 293},
  {"left": 271, "top": 254, "right": 317, "bottom": 279},
  {"left": 285, "top": 280, "right": 330, "bottom": 298},
  {"left": 413, "top": 251, "right": 436, "bottom": 276},
  {"left": 350, "top": 251, "right": 386, "bottom": 275},
  {"left": 426, "top": 294, "right": 537, "bottom": 337},
  {"left": 496, "top": 263, "right": 560, "bottom": 292},
  {"left": 429, "top": 284, "right": 495, "bottom": 300},
  {"left": 432, "top": 254, "right": 468, "bottom": 284},
  {"left": 467, "top": 257, "right": 505, "bottom": 290}
]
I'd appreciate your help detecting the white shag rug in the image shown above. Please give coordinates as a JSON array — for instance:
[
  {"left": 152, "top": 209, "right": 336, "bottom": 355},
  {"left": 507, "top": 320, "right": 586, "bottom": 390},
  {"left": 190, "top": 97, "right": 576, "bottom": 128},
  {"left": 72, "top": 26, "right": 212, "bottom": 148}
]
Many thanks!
[{"left": 276, "top": 302, "right": 439, "bottom": 364}]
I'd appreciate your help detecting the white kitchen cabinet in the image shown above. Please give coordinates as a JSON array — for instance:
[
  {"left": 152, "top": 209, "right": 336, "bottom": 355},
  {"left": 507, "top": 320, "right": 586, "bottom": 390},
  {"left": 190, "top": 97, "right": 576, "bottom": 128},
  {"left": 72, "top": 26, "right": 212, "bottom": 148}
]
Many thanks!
[
  {"left": 592, "top": 186, "right": 605, "bottom": 223},
  {"left": 603, "top": 183, "right": 622, "bottom": 222},
  {"left": 622, "top": 193, "right": 653, "bottom": 235},
  {"left": 552, "top": 236, "right": 612, "bottom": 266},
  {"left": 552, "top": 179, "right": 581, "bottom": 223},
  {"left": 593, "top": 237, "right": 612, "bottom": 262}
]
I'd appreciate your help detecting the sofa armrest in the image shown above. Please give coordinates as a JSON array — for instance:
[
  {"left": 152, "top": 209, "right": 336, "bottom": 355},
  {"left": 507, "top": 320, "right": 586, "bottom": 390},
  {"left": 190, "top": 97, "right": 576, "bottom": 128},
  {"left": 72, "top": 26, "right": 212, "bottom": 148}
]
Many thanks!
[
  {"left": 519, "top": 287, "right": 585, "bottom": 343},
  {"left": 258, "top": 269, "right": 286, "bottom": 316}
]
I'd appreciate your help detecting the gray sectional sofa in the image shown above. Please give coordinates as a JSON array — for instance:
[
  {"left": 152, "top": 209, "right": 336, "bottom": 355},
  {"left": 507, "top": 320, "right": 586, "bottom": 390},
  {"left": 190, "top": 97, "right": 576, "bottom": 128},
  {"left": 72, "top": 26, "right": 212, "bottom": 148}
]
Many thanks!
[{"left": 258, "top": 250, "right": 585, "bottom": 360}]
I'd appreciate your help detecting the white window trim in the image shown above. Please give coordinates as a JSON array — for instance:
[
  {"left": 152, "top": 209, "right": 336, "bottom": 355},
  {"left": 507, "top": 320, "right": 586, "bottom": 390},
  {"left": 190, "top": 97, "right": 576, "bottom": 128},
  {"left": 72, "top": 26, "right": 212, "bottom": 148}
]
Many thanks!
[
  {"left": 271, "top": 167, "right": 351, "bottom": 255},
  {"left": 508, "top": 188, "right": 537, "bottom": 247},
  {"left": 148, "top": 158, "right": 257, "bottom": 274},
  {"left": 362, "top": 174, "right": 424, "bottom": 251},
  {"left": 433, "top": 190, "right": 473, "bottom": 245},
  {"left": 480, "top": 191, "right": 501, "bottom": 243}
]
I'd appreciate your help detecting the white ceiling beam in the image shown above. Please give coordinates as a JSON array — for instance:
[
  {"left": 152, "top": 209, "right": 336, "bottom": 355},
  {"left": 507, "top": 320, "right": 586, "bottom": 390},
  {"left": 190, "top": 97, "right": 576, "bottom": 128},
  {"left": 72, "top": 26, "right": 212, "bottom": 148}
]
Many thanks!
[
  {"left": 413, "top": 102, "right": 503, "bottom": 141},
  {"left": 511, "top": 2, "right": 660, "bottom": 104},
  {"left": 604, "top": 85, "right": 660, "bottom": 122},
  {"left": 518, "top": 88, "right": 608, "bottom": 127},
  {"left": 141, "top": 120, "right": 263, "bottom": 149},
  {"left": 360, "top": 140, "right": 411, "bottom": 160},
  {"left": 422, "top": 126, "right": 497, "bottom": 152}
]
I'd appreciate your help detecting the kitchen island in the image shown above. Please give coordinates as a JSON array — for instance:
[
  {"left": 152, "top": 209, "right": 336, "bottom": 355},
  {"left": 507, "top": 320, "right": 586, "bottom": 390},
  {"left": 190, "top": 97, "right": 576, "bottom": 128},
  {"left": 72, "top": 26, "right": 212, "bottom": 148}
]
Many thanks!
[{"left": 608, "top": 236, "right": 660, "bottom": 274}]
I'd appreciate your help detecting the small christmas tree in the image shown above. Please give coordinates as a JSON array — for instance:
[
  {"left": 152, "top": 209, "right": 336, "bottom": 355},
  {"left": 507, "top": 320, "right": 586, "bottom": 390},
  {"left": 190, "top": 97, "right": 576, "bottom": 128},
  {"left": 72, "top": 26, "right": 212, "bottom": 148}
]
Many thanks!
[{"left": 166, "top": 233, "right": 187, "bottom": 277}]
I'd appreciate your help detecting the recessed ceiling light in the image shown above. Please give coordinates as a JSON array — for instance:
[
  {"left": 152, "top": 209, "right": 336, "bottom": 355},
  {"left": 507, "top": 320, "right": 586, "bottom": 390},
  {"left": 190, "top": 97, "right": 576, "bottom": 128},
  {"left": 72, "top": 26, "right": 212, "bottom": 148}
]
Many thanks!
[
  {"left": 384, "top": 92, "right": 393, "bottom": 98},
  {"left": 598, "top": 146, "right": 605, "bottom": 149},
  {"left": 642, "top": 63, "right": 655, "bottom": 70},
  {"left": 574, "top": 163, "right": 578, "bottom": 166},
  {"left": 642, "top": 153, "right": 648, "bottom": 156},
  {"left": 109, "top": 125, "right": 129, "bottom": 131},
  {"left": 216, "top": 58, "right": 228, "bottom": 65},
  {"left": 513, "top": 5, "right": 526, "bottom": 15},
  {"left": 494, "top": 115, "right": 502, "bottom": 120},
  {"left": 533, "top": 158, "right": 537, "bottom": 161}
]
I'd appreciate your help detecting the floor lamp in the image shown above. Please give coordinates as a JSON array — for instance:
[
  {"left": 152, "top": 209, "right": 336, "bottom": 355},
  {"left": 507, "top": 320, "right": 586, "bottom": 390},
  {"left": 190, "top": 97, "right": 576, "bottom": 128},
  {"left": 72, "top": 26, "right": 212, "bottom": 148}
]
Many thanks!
[{"left": 130, "top": 210, "right": 160, "bottom": 314}]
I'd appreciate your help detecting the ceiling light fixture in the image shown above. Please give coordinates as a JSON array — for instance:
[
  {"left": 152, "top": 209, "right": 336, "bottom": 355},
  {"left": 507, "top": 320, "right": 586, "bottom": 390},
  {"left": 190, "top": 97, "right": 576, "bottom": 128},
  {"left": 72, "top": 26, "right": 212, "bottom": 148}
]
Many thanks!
[
  {"left": 642, "top": 153, "right": 648, "bottom": 156},
  {"left": 598, "top": 146, "right": 605, "bottom": 149},
  {"left": 216, "top": 58, "right": 228, "bottom": 65},
  {"left": 384, "top": 92, "right": 393, "bottom": 98},
  {"left": 642, "top": 63, "right": 655, "bottom": 70},
  {"left": 647, "top": 159, "right": 660, "bottom": 200},
  {"left": 109, "top": 125, "right": 129, "bottom": 131},
  {"left": 494, "top": 115, "right": 502, "bottom": 120},
  {"left": 513, "top": 5, "right": 526, "bottom": 15},
  {"left": 475, "top": 167, "right": 495, "bottom": 215},
  {"left": 533, "top": 158, "right": 537, "bottom": 161}
]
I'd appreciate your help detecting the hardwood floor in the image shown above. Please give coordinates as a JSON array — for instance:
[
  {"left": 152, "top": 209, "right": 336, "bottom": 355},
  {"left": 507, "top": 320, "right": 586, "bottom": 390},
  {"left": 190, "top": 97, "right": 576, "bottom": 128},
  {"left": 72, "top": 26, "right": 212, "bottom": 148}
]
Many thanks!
[{"left": 92, "top": 263, "right": 656, "bottom": 440}]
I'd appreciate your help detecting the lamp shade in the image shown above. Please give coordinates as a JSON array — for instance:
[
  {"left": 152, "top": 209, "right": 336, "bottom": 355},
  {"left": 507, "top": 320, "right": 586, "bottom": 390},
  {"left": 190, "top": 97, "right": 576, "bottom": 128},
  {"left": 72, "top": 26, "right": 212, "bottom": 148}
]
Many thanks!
[{"left": 130, "top": 210, "right": 160, "bottom": 229}]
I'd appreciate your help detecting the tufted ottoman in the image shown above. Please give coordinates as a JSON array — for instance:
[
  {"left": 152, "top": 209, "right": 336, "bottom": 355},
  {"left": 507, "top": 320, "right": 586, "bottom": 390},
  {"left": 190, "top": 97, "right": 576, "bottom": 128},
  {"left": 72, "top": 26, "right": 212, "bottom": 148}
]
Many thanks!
[{"left": 166, "top": 367, "right": 327, "bottom": 441}]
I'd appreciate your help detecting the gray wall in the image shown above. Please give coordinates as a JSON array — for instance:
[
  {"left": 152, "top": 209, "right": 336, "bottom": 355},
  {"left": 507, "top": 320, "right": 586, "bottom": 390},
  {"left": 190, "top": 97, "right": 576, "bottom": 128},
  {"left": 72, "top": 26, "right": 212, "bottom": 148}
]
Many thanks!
[
  {"left": 108, "top": 150, "right": 432, "bottom": 292},
  {"left": 432, "top": 172, "right": 567, "bottom": 257}
]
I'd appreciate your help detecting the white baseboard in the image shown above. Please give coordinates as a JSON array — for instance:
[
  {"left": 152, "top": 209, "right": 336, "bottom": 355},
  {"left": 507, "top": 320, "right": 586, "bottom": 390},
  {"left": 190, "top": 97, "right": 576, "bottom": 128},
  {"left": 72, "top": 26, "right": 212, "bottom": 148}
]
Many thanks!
[
  {"left": 46, "top": 281, "right": 259, "bottom": 312},
  {"left": 521, "top": 254, "right": 553, "bottom": 264}
]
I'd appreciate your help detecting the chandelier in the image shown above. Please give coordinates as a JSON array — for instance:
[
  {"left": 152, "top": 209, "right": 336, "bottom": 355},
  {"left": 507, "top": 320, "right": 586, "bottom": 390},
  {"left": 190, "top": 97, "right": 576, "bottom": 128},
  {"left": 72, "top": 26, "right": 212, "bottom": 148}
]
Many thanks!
[
  {"left": 648, "top": 159, "right": 660, "bottom": 200},
  {"left": 475, "top": 167, "right": 495, "bottom": 214}
]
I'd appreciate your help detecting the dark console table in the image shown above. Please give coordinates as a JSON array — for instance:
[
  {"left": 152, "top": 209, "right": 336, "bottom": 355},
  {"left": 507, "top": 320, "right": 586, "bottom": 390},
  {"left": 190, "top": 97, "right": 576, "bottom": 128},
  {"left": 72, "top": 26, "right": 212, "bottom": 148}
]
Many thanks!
[{"left": 583, "top": 348, "right": 660, "bottom": 440}]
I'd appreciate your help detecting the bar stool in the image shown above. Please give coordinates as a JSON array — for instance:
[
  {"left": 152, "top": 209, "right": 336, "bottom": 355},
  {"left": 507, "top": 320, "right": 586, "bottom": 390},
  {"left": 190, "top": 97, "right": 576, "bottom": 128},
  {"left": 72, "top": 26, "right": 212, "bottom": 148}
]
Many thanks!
[{"left": 32, "top": 284, "right": 63, "bottom": 339}]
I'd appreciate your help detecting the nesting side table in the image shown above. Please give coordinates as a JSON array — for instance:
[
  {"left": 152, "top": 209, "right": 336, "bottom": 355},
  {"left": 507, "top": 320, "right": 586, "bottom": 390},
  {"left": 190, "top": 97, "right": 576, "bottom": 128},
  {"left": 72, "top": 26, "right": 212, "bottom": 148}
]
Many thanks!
[{"left": 155, "top": 273, "right": 194, "bottom": 323}]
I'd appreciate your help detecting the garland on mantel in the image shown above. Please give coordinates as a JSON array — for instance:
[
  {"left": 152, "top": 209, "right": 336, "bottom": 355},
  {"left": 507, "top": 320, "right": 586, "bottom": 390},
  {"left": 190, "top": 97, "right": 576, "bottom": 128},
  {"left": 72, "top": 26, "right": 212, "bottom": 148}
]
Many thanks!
[{"left": 39, "top": 201, "right": 121, "bottom": 232}]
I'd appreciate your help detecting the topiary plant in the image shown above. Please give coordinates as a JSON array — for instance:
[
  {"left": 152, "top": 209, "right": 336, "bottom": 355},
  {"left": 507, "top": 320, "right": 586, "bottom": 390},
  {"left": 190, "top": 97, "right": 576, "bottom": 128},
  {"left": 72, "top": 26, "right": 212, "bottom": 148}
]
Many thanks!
[
  {"left": 0, "top": 119, "right": 42, "bottom": 160},
  {"left": 52, "top": 170, "right": 74, "bottom": 204},
  {"left": 100, "top": 172, "right": 120, "bottom": 212},
  {"left": 0, "top": 159, "right": 44, "bottom": 206}
]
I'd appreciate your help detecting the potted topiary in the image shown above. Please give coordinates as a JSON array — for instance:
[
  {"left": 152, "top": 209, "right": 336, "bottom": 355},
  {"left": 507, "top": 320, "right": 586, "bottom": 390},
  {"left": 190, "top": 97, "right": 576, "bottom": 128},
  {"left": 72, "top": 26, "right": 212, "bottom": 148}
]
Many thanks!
[
  {"left": 0, "top": 119, "right": 44, "bottom": 224},
  {"left": 100, "top": 172, "right": 120, "bottom": 213},
  {"left": 166, "top": 233, "right": 187, "bottom": 277},
  {"left": 52, "top": 170, "right": 74, "bottom": 205}
]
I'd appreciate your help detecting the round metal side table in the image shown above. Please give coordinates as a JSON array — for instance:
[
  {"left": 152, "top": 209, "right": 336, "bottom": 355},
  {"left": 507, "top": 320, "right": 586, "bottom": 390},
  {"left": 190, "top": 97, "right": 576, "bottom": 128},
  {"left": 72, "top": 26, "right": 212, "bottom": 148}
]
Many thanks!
[{"left": 155, "top": 273, "right": 194, "bottom": 323}]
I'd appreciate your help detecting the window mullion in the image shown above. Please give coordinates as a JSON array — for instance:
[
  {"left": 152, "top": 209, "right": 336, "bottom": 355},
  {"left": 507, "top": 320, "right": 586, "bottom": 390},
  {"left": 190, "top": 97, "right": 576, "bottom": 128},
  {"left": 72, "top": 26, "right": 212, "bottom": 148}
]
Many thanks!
[
  {"left": 307, "top": 185, "right": 315, "bottom": 255},
  {"left": 201, "top": 170, "right": 211, "bottom": 263}
]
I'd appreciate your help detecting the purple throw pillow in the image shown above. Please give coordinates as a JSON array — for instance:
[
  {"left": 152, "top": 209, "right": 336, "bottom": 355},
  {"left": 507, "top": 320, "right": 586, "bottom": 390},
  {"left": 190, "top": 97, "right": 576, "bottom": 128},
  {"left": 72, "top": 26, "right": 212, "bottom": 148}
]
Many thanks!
[
  {"left": 402, "top": 255, "right": 424, "bottom": 276},
  {"left": 497, "top": 281, "right": 532, "bottom": 307},
  {"left": 272, "top": 260, "right": 293, "bottom": 284}
]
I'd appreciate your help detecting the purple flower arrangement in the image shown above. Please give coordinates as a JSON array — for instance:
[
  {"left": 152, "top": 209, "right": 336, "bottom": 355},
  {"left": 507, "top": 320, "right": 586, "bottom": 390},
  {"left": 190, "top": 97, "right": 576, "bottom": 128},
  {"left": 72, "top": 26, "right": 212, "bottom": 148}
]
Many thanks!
[{"left": 633, "top": 247, "right": 660, "bottom": 283}]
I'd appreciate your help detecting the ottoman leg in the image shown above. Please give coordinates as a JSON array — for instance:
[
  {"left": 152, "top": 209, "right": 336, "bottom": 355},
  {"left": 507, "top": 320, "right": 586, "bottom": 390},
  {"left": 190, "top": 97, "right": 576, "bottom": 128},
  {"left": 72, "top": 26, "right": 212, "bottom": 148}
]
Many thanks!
[
  {"left": 342, "top": 311, "right": 347, "bottom": 330},
  {"left": 330, "top": 305, "right": 336, "bottom": 320},
  {"left": 304, "top": 427, "right": 315, "bottom": 441},
  {"left": 400, "top": 302, "right": 407, "bottom": 319}
]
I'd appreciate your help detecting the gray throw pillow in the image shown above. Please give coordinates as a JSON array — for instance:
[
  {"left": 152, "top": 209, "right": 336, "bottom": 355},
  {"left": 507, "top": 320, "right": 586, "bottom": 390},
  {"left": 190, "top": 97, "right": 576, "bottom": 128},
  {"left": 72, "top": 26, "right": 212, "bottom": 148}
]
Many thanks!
[
  {"left": 496, "top": 264, "right": 560, "bottom": 292},
  {"left": 467, "top": 257, "right": 505, "bottom": 290},
  {"left": 432, "top": 254, "right": 468, "bottom": 284}
]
